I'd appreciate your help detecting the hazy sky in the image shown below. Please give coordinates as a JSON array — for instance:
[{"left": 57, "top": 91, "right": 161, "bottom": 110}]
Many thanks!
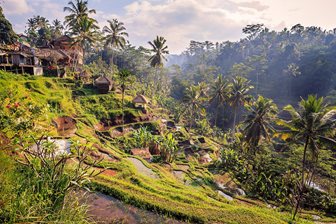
[{"left": 2, "top": 0, "right": 336, "bottom": 53}]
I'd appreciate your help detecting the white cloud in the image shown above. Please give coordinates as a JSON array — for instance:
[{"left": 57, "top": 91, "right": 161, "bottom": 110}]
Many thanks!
[
  {"left": 5, "top": 0, "right": 336, "bottom": 53},
  {"left": 2, "top": 0, "right": 32, "bottom": 15},
  {"left": 29, "top": 0, "right": 65, "bottom": 20},
  {"left": 116, "top": 0, "right": 270, "bottom": 53}
]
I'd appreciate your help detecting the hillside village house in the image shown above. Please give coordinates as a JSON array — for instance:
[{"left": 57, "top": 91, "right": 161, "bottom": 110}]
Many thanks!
[
  {"left": 133, "top": 94, "right": 150, "bottom": 109},
  {"left": 94, "top": 76, "right": 114, "bottom": 94},
  {"left": 0, "top": 35, "right": 83, "bottom": 76},
  {"left": 0, "top": 46, "right": 43, "bottom": 75},
  {"left": 48, "top": 35, "right": 84, "bottom": 68}
]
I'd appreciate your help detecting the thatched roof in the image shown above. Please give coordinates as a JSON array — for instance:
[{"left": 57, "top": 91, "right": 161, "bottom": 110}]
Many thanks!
[
  {"left": 51, "top": 35, "right": 72, "bottom": 44},
  {"left": 94, "top": 76, "right": 113, "bottom": 85},
  {"left": 133, "top": 94, "right": 149, "bottom": 104},
  {"left": 9, "top": 52, "right": 29, "bottom": 57},
  {"left": 35, "top": 48, "right": 71, "bottom": 62},
  {"left": 79, "top": 70, "right": 91, "bottom": 78}
]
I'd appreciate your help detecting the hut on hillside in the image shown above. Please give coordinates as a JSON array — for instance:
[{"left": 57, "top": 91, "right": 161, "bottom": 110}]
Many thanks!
[
  {"left": 0, "top": 51, "right": 43, "bottom": 75},
  {"left": 49, "top": 35, "right": 84, "bottom": 67},
  {"left": 75, "top": 70, "right": 91, "bottom": 83},
  {"left": 133, "top": 94, "right": 149, "bottom": 109},
  {"left": 35, "top": 48, "right": 71, "bottom": 67},
  {"left": 94, "top": 76, "right": 113, "bottom": 94}
]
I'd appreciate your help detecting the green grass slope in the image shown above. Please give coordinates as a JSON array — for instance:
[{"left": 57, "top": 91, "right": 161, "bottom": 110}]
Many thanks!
[{"left": 0, "top": 71, "right": 314, "bottom": 224}]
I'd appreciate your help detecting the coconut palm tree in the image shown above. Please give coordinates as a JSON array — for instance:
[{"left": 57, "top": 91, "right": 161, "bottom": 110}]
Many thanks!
[
  {"left": 103, "top": 19, "right": 128, "bottom": 75},
  {"left": 34, "top": 15, "right": 50, "bottom": 28},
  {"left": 63, "top": 0, "right": 96, "bottom": 28},
  {"left": 278, "top": 95, "right": 336, "bottom": 220},
  {"left": 27, "top": 18, "right": 37, "bottom": 30},
  {"left": 117, "top": 69, "right": 133, "bottom": 129},
  {"left": 148, "top": 36, "right": 169, "bottom": 94},
  {"left": 228, "top": 76, "right": 253, "bottom": 135},
  {"left": 183, "top": 84, "right": 204, "bottom": 129},
  {"left": 242, "top": 95, "right": 278, "bottom": 153},
  {"left": 51, "top": 19, "right": 64, "bottom": 38},
  {"left": 68, "top": 16, "right": 99, "bottom": 67},
  {"left": 209, "top": 75, "right": 229, "bottom": 127},
  {"left": 148, "top": 36, "right": 169, "bottom": 68}
]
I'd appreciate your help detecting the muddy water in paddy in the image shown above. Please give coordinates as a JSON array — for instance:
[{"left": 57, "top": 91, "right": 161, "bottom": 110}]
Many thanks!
[{"left": 86, "top": 192, "right": 185, "bottom": 224}]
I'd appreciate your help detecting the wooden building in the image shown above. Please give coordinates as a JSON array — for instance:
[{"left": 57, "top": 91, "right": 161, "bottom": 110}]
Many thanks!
[
  {"left": 75, "top": 70, "right": 91, "bottom": 83},
  {"left": 133, "top": 94, "right": 150, "bottom": 108},
  {"left": 49, "top": 35, "right": 83, "bottom": 67},
  {"left": 94, "top": 76, "right": 113, "bottom": 94},
  {"left": 0, "top": 51, "right": 43, "bottom": 75}
]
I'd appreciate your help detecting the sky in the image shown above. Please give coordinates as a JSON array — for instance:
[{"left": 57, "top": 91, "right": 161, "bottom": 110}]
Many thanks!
[{"left": 2, "top": 0, "right": 336, "bottom": 54}]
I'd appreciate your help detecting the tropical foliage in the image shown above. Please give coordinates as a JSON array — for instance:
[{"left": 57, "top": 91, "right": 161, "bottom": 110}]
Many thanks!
[{"left": 0, "top": 1, "right": 336, "bottom": 223}]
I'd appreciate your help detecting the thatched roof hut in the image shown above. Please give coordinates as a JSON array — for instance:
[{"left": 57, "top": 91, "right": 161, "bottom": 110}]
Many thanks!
[
  {"left": 35, "top": 48, "right": 71, "bottom": 65},
  {"left": 133, "top": 94, "right": 149, "bottom": 108},
  {"left": 74, "top": 70, "right": 91, "bottom": 83},
  {"left": 94, "top": 76, "right": 113, "bottom": 94}
]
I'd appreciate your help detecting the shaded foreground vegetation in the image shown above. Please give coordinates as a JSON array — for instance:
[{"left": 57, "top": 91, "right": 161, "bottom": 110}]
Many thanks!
[
  {"left": 0, "top": 71, "right": 327, "bottom": 224},
  {"left": 1, "top": 1, "right": 336, "bottom": 223}
]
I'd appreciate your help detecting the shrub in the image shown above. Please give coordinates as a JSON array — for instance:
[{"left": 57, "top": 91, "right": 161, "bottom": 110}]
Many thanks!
[
  {"left": 132, "top": 126, "right": 153, "bottom": 148},
  {"left": 158, "top": 133, "right": 178, "bottom": 163},
  {"left": 0, "top": 137, "right": 104, "bottom": 223}
]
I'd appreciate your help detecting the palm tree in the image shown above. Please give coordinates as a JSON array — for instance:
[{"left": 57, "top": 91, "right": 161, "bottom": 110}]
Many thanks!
[
  {"left": 228, "top": 76, "right": 253, "bottom": 135},
  {"left": 34, "top": 15, "right": 50, "bottom": 28},
  {"left": 148, "top": 36, "right": 169, "bottom": 94},
  {"left": 148, "top": 36, "right": 169, "bottom": 67},
  {"left": 183, "top": 84, "right": 203, "bottom": 129},
  {"left": 64, "top": 0, "right": 96, "bottom": 28},
  {"left": 27, "top": 18, "right": 37, "bottom": 30},
  {"left": 242, "top": 95, "right": 278, "bottom": 153},
  {"left": 117, "top": 69, "right": 133, "bottom": 130},
  {"left": 52, "top": 19, "right": 64, "bottom": 38},
  {"left": 279, "top": 95, "right": 336, "bottom": 220},
  {"left": 209, "top": 75, "right": 229, "bottom": 127},
  {"left": 103, "top": 19, "right": 128, "bottom": 75},
  {"left": 68, "top": 16, "right": 99, "bottom": 67}
]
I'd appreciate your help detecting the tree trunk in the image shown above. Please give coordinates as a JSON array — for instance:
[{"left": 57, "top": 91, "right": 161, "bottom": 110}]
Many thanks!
[
  {"left": 189, "top": 108, "right": 193, "bottom": 130},
  {"left": 222, "top": 104, "right": 226, "bottom": 130},
  {"left": 256, "top": 72, "right": 259, "bottom": 95},
  {"left": 214, "top": 106, "right": 219, "bottom": 127},
  {"left": 121, "top": 86, "right": 125, "bottom": 132},
  {"left": 111, "top": 52, "right": 114, "bottom": 75},
  {"left": 232, "top": 105, "right": 237, "bottom": 136},
  {"left": 308, "top": 157, "right": 318, "bottom": 187},
  {"left": 155, "top": 67, "right": 160, "bottom": 96},
  {"left": 292, "top": 136, "right": 309, "bottom": 220}
]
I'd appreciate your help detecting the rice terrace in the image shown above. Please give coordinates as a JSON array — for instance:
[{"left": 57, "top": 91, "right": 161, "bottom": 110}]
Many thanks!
[{"left": 0, "top": 0, "right": 335, "bottom": 223}]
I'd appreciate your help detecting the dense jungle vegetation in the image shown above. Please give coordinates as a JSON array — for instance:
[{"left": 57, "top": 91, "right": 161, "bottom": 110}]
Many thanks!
[{"left": 0, "top": 1, "right": 335, "bottom": 224}]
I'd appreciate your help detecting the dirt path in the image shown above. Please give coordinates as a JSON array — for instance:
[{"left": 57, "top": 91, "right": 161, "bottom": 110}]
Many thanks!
[{"left": 85, "top": 192, "right": 185, "bottom": 224}]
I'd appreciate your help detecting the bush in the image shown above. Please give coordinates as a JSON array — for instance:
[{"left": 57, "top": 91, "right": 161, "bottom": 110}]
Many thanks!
[
  {"left": 132, "top": 126, "right": 153, "bottom": 148},
  {"left": 302, "top": 188, "right": 336, "bottom": 214},
  {"left": 158, "top": 133, "right": 178, "bottom": 163},
  {"left": 0, "top": 138, "right": 103, "bottom": 223}
]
